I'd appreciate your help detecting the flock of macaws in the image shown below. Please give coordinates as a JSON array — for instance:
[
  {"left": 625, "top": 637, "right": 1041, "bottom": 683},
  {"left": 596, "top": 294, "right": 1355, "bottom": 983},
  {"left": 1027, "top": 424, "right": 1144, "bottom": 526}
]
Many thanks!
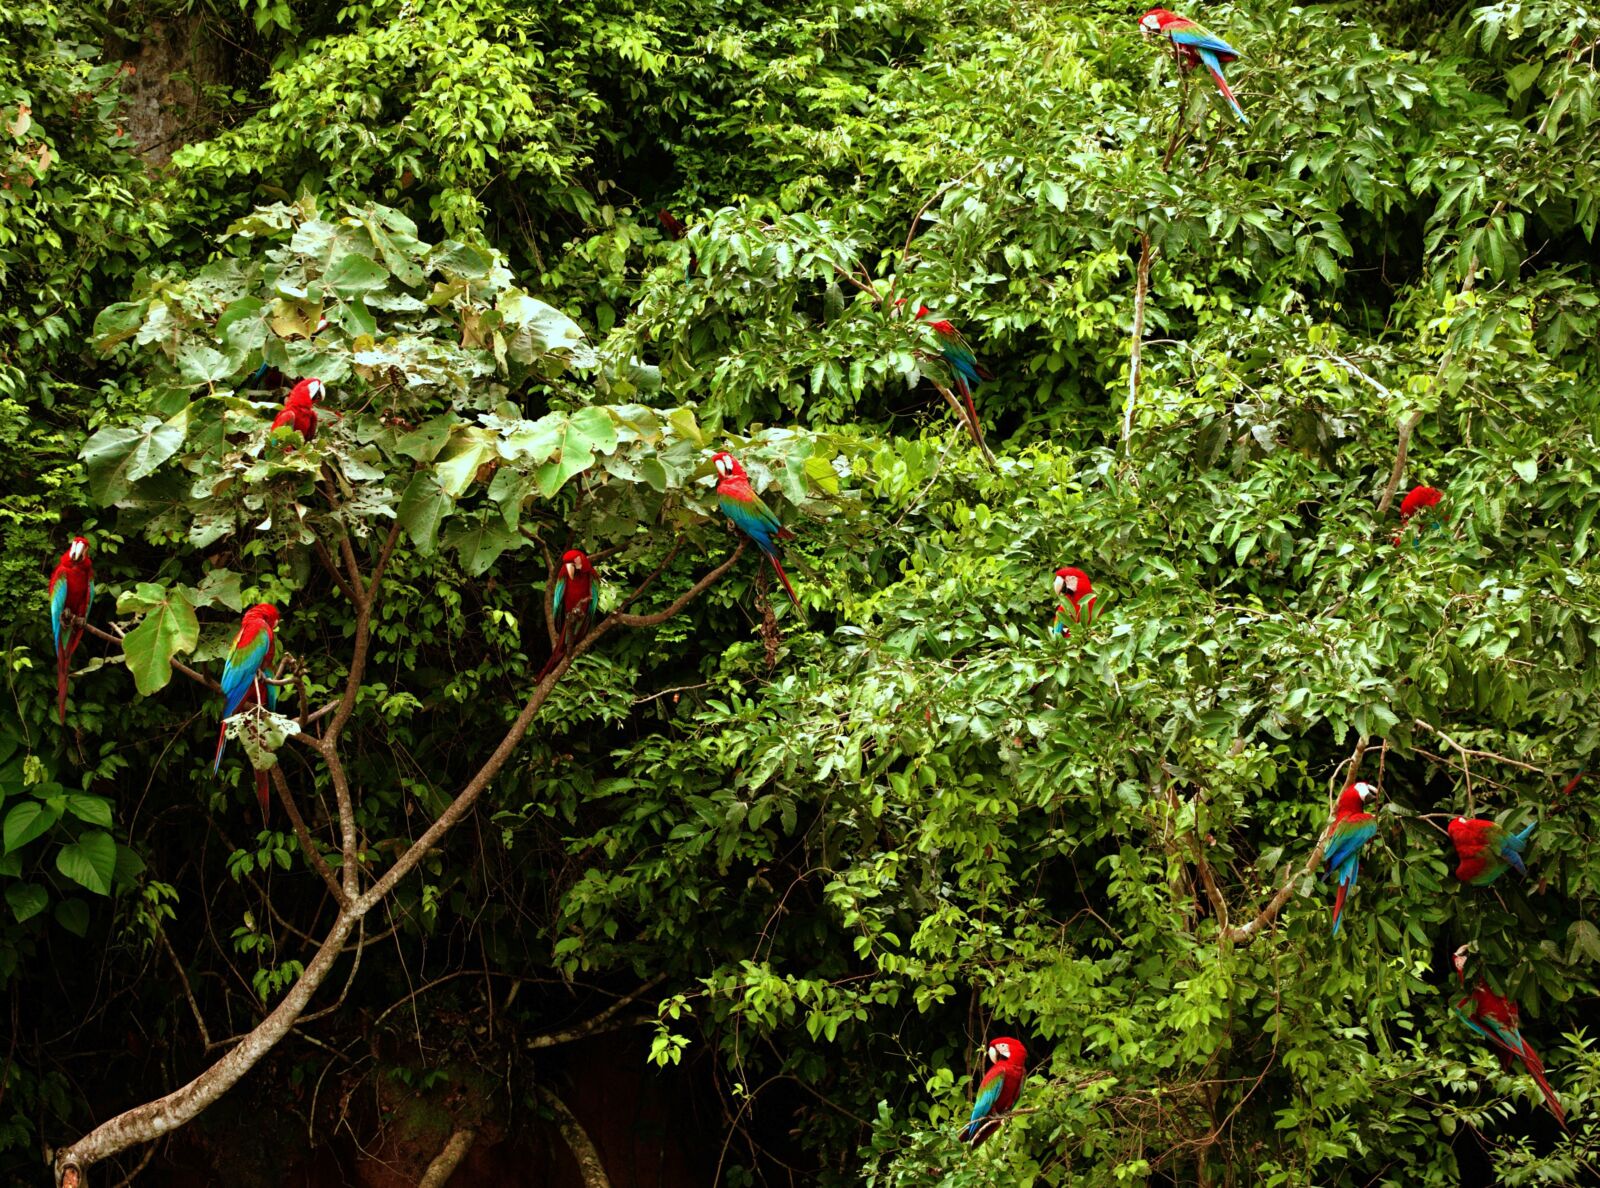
[{"left": 41, "top": 7, "right": 1568, "bottom": 1155}]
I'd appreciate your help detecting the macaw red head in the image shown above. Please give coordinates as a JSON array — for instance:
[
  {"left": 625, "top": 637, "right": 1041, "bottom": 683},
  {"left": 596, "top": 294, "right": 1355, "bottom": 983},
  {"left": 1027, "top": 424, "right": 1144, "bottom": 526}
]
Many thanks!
[
  {"left": 561, "top": 549, "right": 593, "bottom": 580},
  {"left": 287, "top": 377, "right": 325, "bottom": 407},
  {"left": 1140, "top": 8, "right": 1181, "bottom": 34},
  {"left": 66, "top": 536, "right": 90, "bottom": 564},
  {"left": 711, "top": 451, "right": 746, "bottom": 481},
  {"left": 986, "top": 1037, "right": 1026, "bottom": 1068},
  {"left": 1053, "top": 566, "right": 1092, "bottom": 602},
  {"left": 1398, "top": 485, "right": 1442, "bottom": 523},
  {"left": 244, "top": 603, "right": 280, "bottom": 631},
  {"left": 1336, "top": 781, "right": 1376, "bottom": 814},
  {"left": 1452, "top": 944, "right": 1471, "bottom": 982}
]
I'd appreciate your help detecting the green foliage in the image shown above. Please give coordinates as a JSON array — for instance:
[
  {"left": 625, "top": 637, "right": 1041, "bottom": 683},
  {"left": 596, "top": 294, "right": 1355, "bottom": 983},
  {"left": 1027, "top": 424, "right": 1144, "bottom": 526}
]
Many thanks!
[{"left": 3, "top": 0, "right": 1600, "bottom": 1183}]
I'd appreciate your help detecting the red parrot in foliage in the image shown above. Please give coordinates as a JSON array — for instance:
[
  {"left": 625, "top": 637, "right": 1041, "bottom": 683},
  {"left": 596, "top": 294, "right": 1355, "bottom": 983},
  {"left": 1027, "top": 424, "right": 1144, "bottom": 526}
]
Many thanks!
[
  {"left": 213, "top": 604, "right": 279, "bottom": 775},
  {"left": 899, "top": 300, "right": 991, "bottom": 449},
  {"left": 1394, "top": 484, "right": 1444, "bottom": 545},
  {"left": 1139, "top": 9, "right": 1248, "bottom": 123},
  {"left": 269, "top": 377, "right": 333, "bottom": 447},
  {"left": 1448, "top": 815, "right": 1536, "bottom": 885},
  {"left": 1451, "top": 946, "right": 1566, "bottom": 1127},
  {"left": 1321, "top": 781, "right": 1378, "bottom": 935},
  {"left": 959, "top": 1036, "right": 1027, "bottom": 1147},
  {"left": 538, "top": 549, "right": 600, "bottom": 680},
  {"left": 713, "top": 451, "right": 801, "bottom": 610},
  {"left": 1051, "top": 567, "right": 1096, "bottom": 636},
  {"left": 657, "top": 210, "right": 687, "bottom": 239},
  {"left": 48, "top": 536, "right": 94, "bottom": 724}
]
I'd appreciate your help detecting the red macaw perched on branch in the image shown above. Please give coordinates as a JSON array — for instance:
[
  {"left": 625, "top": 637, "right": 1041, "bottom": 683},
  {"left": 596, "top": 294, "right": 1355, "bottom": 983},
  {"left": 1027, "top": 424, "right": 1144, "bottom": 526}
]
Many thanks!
[
  {"left": 1321, "top": 781, "right": 1378, "bottom": 935},
  {"left": 959, "top": 1037, "right": 1027, "bottom": 1148},
  {"left": 213, "top": 604, "right": 279, "bottom": 775},
  {"left": 900, "top": 300, "right": 991, "bottom": 449},
  {"left": 268, "top": 377, "right": 335, "bottom": 448},
  {"left": 1051, "top": 567, "right": 1096, "bottom": 637},
  {"left": 538, "top": 549, "right": 599, "bottom": 680},
  {"left": 1451, "top": 947, "right": 1566, "bottom": 1127},
  {"left": 1139, "top": 8, "right": 1248, "bottom": 123},
  {"left": 1448, "top": 815, "right": 1536, "bottom": 885},
  {"left": 48, "top": 536, "right": 94, "bottom": 724},
  {"left": 712, "top": 451, "right": 801, "bottom": 610},
  {"left": 1394, "top": 484, "right": 1444, "bottom": 546}
]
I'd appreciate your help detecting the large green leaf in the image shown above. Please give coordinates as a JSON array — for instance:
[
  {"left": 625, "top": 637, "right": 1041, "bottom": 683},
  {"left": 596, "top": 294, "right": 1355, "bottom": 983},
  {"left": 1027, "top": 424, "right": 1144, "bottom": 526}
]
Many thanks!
[
  {"left": 56, "top": 830, "right": 116, "bottom": 896},
  {"left": 442, "top": 512, "right": 523, "bottom": 577},
  {"left": 119, "top": 584, "right": 201, "bottom": 695},
  {"left": 80, "top": 410, "right": 191, "bottom": 504},
  {"left": 4, "top": 882, "right": 47, "bottom": 923},
  {"left": 397, "top": 472, "right": 453, "bottom": 554},
  {"left": 325, "top": 250, "right": 391, "bottom": 297},
  {"left": 4, "top": 801, "right": 60, "bottom": 855}
]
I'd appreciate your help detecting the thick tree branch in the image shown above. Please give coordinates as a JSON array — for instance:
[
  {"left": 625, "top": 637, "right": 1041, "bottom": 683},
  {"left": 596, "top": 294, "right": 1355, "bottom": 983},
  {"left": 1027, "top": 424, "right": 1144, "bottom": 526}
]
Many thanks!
[
  {"left": 418, "top": 1128, "right": 477, "bottom": 1188},
  {"left": 311, "top": 538, "right": 359, "bottom": 606},
  {"left": 537, "top": 1086, "right": 611, "bottom": 1188}
]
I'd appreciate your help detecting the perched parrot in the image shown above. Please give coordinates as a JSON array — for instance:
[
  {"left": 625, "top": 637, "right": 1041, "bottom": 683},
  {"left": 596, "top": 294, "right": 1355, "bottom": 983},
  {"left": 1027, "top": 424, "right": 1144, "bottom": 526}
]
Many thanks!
[
  {"left": 712, "top": 452, "right": 801, "bottom": 610},
  {"left": 538, "top": 549, "right": 600, "bottom": 680},
  {"left": 268, "top": 377, "right": 333, "bottom": 447},
  {"left": 213, "top": 604, "right": 280, "bottom": 775},
  {"left": 1448, "top": 815, "right": 1535, "bottom": 886},
  {"left": 1052, "top": 567, "right": 1096, "bottom": 636},
  {"left": 959, "top": 1036, "right": 1028, "bottom": 1147},
  {"left": 1139, "top": 8, "right": 1248, "bottom": 123},
  {"left": 1451, "top": 946, "right": 1566, "bottom": 1127},
  {"left": 904, "top": 301, "right": 990, "bottom": 448},
  {"left": 657, "top": 209, "right": 687, "bottom": 240},
  {"left": 47, "top": 536, "right": 94, "bottom": 724},
  {"left": 1394, "top": 484, "right": 1444, "bottom": 546},
  {"left": 1320, "top": 781, "right": 1378, "bottom": 935}
]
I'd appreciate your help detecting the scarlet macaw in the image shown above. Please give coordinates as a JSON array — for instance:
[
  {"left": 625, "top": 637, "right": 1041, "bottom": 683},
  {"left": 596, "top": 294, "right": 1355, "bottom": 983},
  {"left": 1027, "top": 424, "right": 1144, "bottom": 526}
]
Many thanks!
[
  {"left": 712, "top": 452, "right": 801, "bottom": 609},
  {"left": 1451, "top": 946, "right": 1566, "bottom": 1126},
  {"left": 1394, "top": 484, "right": 1444, "bottom": 546},
  {"left": 1139, "top": 8, "right": 1248, "bottom": 123},
  {"left": 213, "top": 604, "right": 279, "bottom": 775},
  {"left": 268, "top": 377, "right": 333, "bottom": 447},
  {"left": 959, "top": 1036, "right": 1027, "bottom": 1147},
  {"left": 905, "top": 302, "right": 990, "bottom": 449},
  {"left": 1320, "top": 781, "right": 1378, "bottom": 935},
  {"left": 1448, "top": 815, "right": 1535, "bottom": 886},
  {"left": 48, "top": 536, "right": 94, "bottom": 724},
  {"left": 1052, "top": 567, "right": 1096, "bottom": 636},
  {"left": 538, "top": 549, "right": 599, "bottom": 680}
]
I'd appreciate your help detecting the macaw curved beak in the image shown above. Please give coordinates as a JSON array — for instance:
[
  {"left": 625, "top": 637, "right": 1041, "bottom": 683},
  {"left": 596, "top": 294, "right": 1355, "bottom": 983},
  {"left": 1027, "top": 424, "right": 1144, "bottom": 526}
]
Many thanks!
[
  {"left": 1053, "top": 575, "right": 1065, "bottom": 595},
  {"left": 69, "top": 539, "right": 86, "bottom": 561}
]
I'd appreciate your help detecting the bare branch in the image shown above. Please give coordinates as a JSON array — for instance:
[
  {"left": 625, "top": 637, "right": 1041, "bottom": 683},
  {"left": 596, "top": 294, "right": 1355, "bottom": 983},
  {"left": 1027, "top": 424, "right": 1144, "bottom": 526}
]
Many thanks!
[
  {"left": 311, "top": 538, "right": 359, "bottom": 606},
  {"left": 153, "top": 926, "right": 209, "bottom": 1048},
  {"left": 270, "top": 764, "right": 346, "bottom": 908},
  {"left": 418, "top": 1129, "right": 478, "bottom": 1188},
  {"left": 81, "top": 622, "right": 217, "bottom": 694},
  {"left": 537, "top": 1087, "right": 611, "bottom": 1188},
  {"left": 527, "top": 976, "right": 665, "bottom": 1050},
  {"left": 1123, "top": 231, "right": 1153, "bottom": 451}
]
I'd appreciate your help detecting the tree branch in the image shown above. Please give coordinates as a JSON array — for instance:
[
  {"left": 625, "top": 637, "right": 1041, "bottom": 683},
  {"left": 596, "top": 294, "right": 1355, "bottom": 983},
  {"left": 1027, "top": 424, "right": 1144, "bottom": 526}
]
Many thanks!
[
  {"left": 418, "top": 1128, "right": 477, "bottom": 1188},
  {"left": 1123, "top": 231, "right": 1153, "bottom": 451},
  {"left": 537, "top": 1086, "right": 611, "bottom": 1188},
  {"left": 81, "top": 621, "right": 217, "bottom": 694},
  {"left": 527, "top": 976, "right": 665, "bottom": 1050},
  {"left": 270, "top": 763, "right": 346, "bottom": 909}
]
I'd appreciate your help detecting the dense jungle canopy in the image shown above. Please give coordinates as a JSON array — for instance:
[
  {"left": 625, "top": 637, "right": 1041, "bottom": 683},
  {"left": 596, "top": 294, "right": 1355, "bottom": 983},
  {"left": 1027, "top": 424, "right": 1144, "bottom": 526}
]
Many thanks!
[{"left": 3, "top": 0, "right": 1599, "bottom": 1183}]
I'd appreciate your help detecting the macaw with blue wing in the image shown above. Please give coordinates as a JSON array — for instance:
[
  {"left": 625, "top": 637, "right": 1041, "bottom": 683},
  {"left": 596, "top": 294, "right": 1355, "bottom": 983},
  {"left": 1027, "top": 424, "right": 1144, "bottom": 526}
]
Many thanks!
[
  {"left": 1448, "top": 815, "right": 1535, "bottom": 886},
  {"left": 48, "top": 536, "right": 94, "bottom": 724},
  {"left": 712, "top": 452, "right": 801, "bottom": 610},
  {"left": 959, "top": 1037, "right": 1027, "bottom": 1148},
  {"left": 538, "top": 549, "right": 600, "bottom": 679},
  {"left": 213, "top": 603, "right": 280, "bottom": 775},
  {"left": 1140, "top": 8, "right": 1248, "bottom": 123},
  {"left": 1321, "top": 781, "right": 1378, "bottom": 935},
  {"left": 1451, "top": 946, "right": 1566, "bottom": 1127}
]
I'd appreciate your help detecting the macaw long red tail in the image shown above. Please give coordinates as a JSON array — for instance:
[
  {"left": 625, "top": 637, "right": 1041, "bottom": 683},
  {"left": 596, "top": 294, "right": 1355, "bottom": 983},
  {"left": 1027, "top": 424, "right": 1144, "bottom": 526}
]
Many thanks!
[
  {"left": 1330, "top": 882, "right": 1349, "bottom": 936},
  {"left": 1511, "top": 1041, "right": 1567, "bottom": 1128},
  {"left": 256, "top": 770, "right": 272, "bottom": 825},
  {"left": 953, "top": 376, "right": 986, "bottom": 451},
  {"left": 1206, "top": 64, "right": 1247, "bottom": 123},
  {"left": 56, "top": 621, "right": 85, "bottom": 724},
  {"left": 765, "top": 552, "right": 801, "bottom": 610}
]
